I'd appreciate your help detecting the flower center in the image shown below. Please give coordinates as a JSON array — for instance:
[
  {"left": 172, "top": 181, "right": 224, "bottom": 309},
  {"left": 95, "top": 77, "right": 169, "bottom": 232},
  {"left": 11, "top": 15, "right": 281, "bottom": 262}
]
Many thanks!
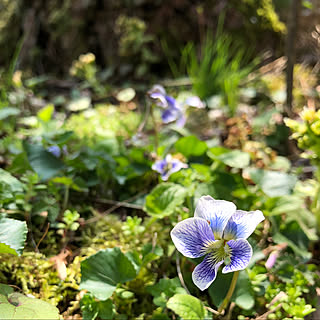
[{"left": 206, "top": 240, "right": 231, "bottom": 263}]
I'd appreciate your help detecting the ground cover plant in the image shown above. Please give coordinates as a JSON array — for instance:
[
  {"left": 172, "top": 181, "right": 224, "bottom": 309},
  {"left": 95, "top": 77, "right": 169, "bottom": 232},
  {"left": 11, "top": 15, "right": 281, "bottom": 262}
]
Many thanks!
[{"left": 0, "top": 4, "right": 320, "bottom": 318}]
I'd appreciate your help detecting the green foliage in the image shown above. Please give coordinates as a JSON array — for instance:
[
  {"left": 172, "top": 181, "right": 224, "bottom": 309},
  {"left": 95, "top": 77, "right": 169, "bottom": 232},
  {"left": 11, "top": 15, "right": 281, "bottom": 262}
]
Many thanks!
[
  {"left": 80, "top": 293, "right": 114, "bottom": 320},
  {"left": 144, "top": 183, "right": 187, "bottom": 218},
  {"left": 181, "top": 30, "right": 257, "bottom": 115},
  {"left": 175, "top": 135, "right": 208, "bottom": 158},
  {"left": 147, "top": 278, "right": 187, "bottom": 308},
  {"left": 0, "top": 43, "right": 319, "bottom": 320},
  {"left": 115, "top": 15, "right": 159, "bottom": 78},
  {"left": 167, "top": 294, "right": 206, "bottom": 320},
  {"left": 0, "top": 285, "right": 60, "bottom": 319},
  {"left": 24, "top": 142, "right": 64, "bottom": 181},
  {"left": 208, "top": 147, "right": 251, "bottom": 169},
  {"left": 80, "top": 247, "right": 137, "bottom": 300},
  {"left": 0, "top": 217, "right": 27, "bottom": 256}
]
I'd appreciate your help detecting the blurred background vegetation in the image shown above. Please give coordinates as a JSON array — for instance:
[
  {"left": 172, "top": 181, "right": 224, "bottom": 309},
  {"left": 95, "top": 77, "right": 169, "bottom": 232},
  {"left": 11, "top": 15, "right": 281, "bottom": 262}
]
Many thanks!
[{"left": 1, "top": 0, "right": 315, "bottom": 79}]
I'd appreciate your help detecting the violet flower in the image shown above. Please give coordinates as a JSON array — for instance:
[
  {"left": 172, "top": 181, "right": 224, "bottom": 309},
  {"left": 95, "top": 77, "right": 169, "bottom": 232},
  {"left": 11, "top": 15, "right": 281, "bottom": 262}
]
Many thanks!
[
  {"left": 152, "top": 154, "right": 188, "bottom": 181},
  {"left": 47, "top": 145, "right": 61, "bottom": 158},
  {"left": 47, "top": 145, "right": 67, "bottom": 158},
  {"left": 171, "top": 196, "right": 264, "bottom": 290},
  {"left": 148, "top": 85, "right": 204, "bottom": 127}
]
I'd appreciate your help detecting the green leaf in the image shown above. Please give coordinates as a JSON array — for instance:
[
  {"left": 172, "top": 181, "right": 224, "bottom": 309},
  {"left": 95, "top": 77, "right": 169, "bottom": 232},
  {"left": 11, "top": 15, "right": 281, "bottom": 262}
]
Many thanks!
[
  {"left": 208, "top": 147, "right": 250, "bottom": 168},
  {"left": 80, "top": 247, "right": 137, "bottom": 300},
  {"left": 0, "top": 284, "right": 14, "bottom": 296},
  {"left": 0, "top": 107, "right": 20, "bottom": 120},
  {"left": 147, "top": 278, "right": 186, "bottom": 308},
  {"left": 273, "top": 232, "right": 311, "bottom": 259},
  {"left": 0, "top": 169, "right": 24, "bottom": 203},
  {"left": 80, "top": 293, "right": 114, "bottom": 320},
  {"left": 0, "top": 292, "right": 60, "bottom": 319},
  {"left": 244, "top": 168, "right": 297, "bottom": 197},
  {"left": 144, "top": 183, "right": 187, "bottom": 218},
  {"left": 233, "top": 271, "right": 255, "bottom": 310},
  {"left": 175, "top": 136, "right": 207, "bottom": 158},
  {"left": 37, "top": 104, "right": 54, "bottom": 122},
  {"left": 98, "top": 299, "right": 114, "bottom": 319},
  {"left": 167, "top": 294, "right": 205, "bottom": 320},
  {"left": 0, "top": 169, "right": 24, "bottom": 193},
  {"left": 0, "top": 217, "right": 27, "bottom": 255},
  {"left": 208, "top": 272, "right": 232, "bottom": 307},
  {"left": 24, "top": 142, "right": 64, "bottom": 180},
  {"left": 209, "top": 271, "right": 254, "bottom": 310}
]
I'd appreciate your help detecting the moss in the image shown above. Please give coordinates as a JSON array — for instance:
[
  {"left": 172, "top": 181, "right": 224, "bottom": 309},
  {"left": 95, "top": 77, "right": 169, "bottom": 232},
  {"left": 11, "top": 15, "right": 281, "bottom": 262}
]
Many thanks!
[{"left": 0, "top": 251, "right": 80, "bottom": 313}]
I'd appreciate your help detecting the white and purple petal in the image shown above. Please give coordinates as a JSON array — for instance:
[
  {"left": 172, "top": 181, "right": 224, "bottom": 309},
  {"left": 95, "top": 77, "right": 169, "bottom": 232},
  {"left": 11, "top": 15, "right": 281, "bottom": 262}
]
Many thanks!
[
  {"left": 171, "top": 217, "right": 215, "bottom": 258},
  {"left": 152, "top": 159, "right": 167, "bottom": 175},
  {"left": 223, "top": 210, "right": 265, "bottom": 240},
  {"left": 192, "top": 255, "right": 224, "bottom": 290},
  {"left": 184, "top": 96, "right": 205, "bottom": 109},
  {"left": 194, "top": 196, "right": 236, "bottom": 239},
  {"left": 161, "top": 108, "right": 179, "bottom": 123},
  {"left": 222, "top": 239, "right": 252, "bottom": 273}
]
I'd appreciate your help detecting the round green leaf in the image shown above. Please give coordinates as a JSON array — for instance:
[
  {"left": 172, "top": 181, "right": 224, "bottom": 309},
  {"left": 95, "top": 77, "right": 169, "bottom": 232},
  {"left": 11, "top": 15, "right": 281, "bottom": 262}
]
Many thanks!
[
  {"left": 80, "top": 247, "right": 137, "bottom": 300},
  {"left": 144, "top": 183, "right": 187, "bottom": 218},
  {"left": 244, "top": 168, "right": 297, "bottom": 197},
  {"left": 24, "top": 143, "right": 64, "bottom": 181},
  {"left": 167, "top": 294, "right": 205, "bottom": 320},
  {"left": 0, "top": 292, "right": 60, "bottom": 319},
  {"left": 210, "top": 149, "right": 250, "bottom": 168},
  {"left": 175, "top": 136, "right": 208, "bottom": 158}
]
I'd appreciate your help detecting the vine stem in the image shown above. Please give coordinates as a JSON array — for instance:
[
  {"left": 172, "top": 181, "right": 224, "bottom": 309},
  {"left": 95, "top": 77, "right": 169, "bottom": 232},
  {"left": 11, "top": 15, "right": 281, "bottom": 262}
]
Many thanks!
[{"left": 218, "top": 271, "right": 239, "bottom": 314}]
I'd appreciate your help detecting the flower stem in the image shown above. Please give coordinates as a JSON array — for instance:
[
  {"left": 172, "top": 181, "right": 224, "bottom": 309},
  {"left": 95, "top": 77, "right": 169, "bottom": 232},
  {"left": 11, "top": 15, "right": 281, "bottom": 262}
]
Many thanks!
[
  {"left": 218, "top": 271, "right": 239, "bottom": 314},
  {"left": 150, "top": 106, "right": 159, "bottom": 154}
]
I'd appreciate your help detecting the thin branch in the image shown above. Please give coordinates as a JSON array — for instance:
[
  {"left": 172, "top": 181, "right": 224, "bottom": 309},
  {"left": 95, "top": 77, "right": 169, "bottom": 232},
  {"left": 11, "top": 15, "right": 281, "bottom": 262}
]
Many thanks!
[
  {"left": 204, "top": 305, "right": 220, "bottom": 316},
  {"left": 255, "top": 303, "right": 283, "bottom": 320},
  {"left": 176, "top": 253, "right": 191, "bottom": 295},
  {"left": 35, "top": 223, "right": 50, "bottom": 252}
]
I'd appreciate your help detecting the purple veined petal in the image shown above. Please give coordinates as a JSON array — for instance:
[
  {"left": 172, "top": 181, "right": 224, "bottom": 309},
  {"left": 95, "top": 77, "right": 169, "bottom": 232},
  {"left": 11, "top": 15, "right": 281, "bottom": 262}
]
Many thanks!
[
  {"left": 171, "top": 217, "right": 215, "bottom": 259},
  {"left": 152, "top": 159, "right": 167, "bottom": 175},
  {"left": 222, "top": 239, "right": 252, "bottom": 273},
  {"left": 192, "top": 256, "right": 224, "bottom": 290},
  {"left": 223, "top": 210, "right": 265, "bottom": 240},
  {"left": 184, "top": 96, "right": 205, "bottom": 109},
  {"left": 194, "top": 196, "right": 236, "bottom": 239}
]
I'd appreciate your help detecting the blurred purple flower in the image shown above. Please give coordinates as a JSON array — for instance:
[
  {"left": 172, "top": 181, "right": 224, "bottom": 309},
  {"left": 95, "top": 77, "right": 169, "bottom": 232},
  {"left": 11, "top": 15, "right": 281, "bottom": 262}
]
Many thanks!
[
  {"left": 47, "top": 145, "right": 61, "bottom": 158},
  {"left": 152, "top": 154, "right": 188, "bottom": 181},
  {"left": 47, "top": 145, "right": 67, "bottom": 158},
  {"left": 148, "top": 85, "right": 204, "bottom": 127},
  {"left": 171, "top": 196, "right": 264, "bottom": 290}
]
